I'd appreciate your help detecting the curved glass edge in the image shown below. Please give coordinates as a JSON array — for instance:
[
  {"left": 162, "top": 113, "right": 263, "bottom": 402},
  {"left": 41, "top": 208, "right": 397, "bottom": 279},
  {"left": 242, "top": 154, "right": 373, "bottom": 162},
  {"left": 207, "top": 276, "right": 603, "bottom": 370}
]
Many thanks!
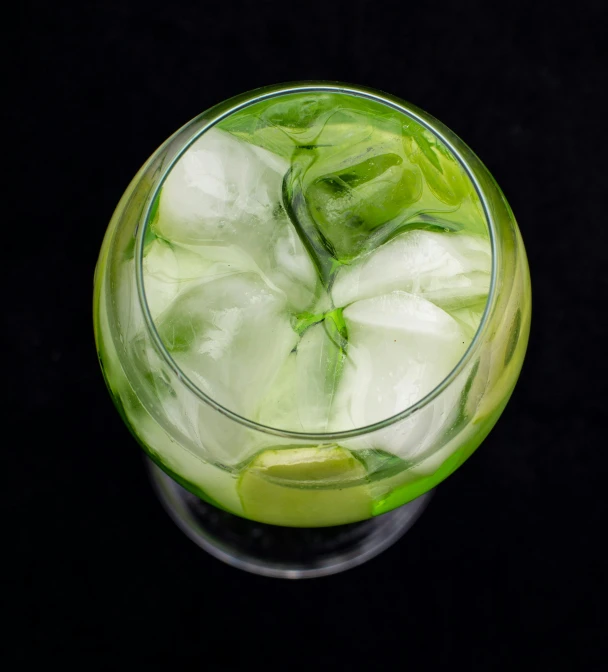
[{"left": 132, "top": 81, "right": 502, "bottom": 440}]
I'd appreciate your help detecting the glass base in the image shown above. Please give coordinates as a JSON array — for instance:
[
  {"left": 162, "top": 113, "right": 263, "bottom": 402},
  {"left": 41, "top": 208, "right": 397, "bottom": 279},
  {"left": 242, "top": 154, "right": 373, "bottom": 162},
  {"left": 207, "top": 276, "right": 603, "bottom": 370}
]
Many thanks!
[{"left": 147, "top": 458, "right": 433, "bottom": 579}]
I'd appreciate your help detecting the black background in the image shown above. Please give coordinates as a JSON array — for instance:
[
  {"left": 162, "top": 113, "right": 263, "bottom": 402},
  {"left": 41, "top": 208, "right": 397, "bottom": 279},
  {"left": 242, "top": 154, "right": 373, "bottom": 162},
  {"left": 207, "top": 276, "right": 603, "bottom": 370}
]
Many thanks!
[{"left": 7, "top": 0, "right": 608, "bottom": 667}]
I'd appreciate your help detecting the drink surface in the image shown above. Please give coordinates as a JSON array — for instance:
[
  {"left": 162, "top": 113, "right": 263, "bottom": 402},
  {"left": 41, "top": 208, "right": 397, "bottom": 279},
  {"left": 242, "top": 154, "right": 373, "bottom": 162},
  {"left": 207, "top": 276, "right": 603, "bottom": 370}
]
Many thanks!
[{"left": 95, "top": 91, "right": 530, "bottom": 526}]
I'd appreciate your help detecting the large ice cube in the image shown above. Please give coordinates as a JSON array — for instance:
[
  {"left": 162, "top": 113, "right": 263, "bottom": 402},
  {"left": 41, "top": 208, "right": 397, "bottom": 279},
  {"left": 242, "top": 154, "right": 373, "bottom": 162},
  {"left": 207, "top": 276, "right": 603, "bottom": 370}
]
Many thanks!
[
  {"left": 332, "top": 230, "right": 491, "bottom": 310},
  {"left": 154, "top": 128, "right": 286, "bottom": 243},
  {"left": 332, "top": 291, "right": 468, "bottom": 432},
  {"left": 152, "top": 128, "right": 318, "bottom": 310},
  {"left": 155, "top": 272, "right": 298, "bottom": 421},
  {"left": 305, "top": 153, "right": 423, "bottom": 259},
  {"left": 255, "top": 320, "right": 344, "bottom": 434}
]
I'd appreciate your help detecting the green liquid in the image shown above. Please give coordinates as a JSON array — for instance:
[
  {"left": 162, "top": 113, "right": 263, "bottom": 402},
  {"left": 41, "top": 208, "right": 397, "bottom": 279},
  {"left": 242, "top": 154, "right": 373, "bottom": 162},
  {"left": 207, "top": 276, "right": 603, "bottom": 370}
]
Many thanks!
[{"left": 94, "top": 90, "right": 530, "bottom": 526}]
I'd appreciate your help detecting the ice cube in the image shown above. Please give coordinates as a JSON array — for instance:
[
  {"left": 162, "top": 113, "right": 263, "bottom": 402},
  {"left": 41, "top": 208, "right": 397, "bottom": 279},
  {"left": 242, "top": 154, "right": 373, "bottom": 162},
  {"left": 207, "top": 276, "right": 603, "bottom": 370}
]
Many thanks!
[
  {"left": 305, "top": 153, "right": 423, "bottom": 260},
  {"left": 153, "top": 127, "right": 286, "bottom": 290},
  {"left": 155, "top": 272, "right": 298, "bottom": 421},
  {"left": 340, "top": 388, "right": 460, "bottom": 465},
  {"left": 154, "top": 128, "right": 287, "bottom": 244},
  {"left": 296, "top": 321, "right": 343, "bottom": 432},
  {"left": 268, "top": 220, "right": 319, "bottom": 310},
  {"left": 151, "top": 128, "right": 318, "bottom": 311},
  {"left": 143, "top": 239, "right": 238, "bottom": 319},
  {"left": 255, "top": 320, "right": 344, "bottom": 433},
  {"left": 256, "top": 352, "right": 301, "bottom": 431},
  {"left": 332, "top": 230, "right": 491, "bottom": 310},
  {"left": 331, "top": 291, "right": 468, "bottom": 431}
]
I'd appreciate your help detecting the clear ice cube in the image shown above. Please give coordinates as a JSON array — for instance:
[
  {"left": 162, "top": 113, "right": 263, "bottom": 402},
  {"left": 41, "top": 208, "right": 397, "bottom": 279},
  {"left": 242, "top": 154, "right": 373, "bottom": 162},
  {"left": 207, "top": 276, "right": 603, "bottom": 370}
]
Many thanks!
[
  {"left": 154, "top": 128, "right": 285, "bottom": 242},
  {"left": 155, "top": 272, "right": 297, "bottom": 420},
  {"left": 332, "top": 230, "right": 491, "bottom": 310},
  {"left": 152, "top": 128, "right": 318, "bottom": 311},
  {"left": 332, "top": 291, "right": 468, "bottom": 431}
]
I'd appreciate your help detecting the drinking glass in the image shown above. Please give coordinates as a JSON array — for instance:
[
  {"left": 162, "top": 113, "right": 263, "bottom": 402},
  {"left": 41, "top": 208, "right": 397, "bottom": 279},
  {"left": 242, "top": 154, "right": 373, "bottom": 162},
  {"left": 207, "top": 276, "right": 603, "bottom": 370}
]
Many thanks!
[{"left": 93, "top": 82, "right": 531, "bottom": 578}]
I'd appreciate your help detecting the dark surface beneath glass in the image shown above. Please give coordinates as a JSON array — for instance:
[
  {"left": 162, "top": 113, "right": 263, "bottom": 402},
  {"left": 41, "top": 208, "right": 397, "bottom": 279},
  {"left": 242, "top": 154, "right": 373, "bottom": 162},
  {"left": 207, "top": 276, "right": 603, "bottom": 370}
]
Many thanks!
[{"left": 8, "top": 0, "right": 607, "bottom": 668}]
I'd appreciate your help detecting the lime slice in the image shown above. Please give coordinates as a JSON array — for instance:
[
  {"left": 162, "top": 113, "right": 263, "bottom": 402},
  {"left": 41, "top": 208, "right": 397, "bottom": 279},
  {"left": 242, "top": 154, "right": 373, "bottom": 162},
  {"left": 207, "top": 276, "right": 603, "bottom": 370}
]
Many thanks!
[{"left": 238, "top": 446, "right": 372, "bottom": 527}]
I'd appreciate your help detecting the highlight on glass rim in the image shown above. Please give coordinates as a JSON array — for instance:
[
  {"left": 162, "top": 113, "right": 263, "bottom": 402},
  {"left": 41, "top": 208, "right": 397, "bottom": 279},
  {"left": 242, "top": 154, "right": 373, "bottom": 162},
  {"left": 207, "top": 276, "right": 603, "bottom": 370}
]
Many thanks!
[{"left": 93, "top": 82, "right": 530, "bottom": 575}]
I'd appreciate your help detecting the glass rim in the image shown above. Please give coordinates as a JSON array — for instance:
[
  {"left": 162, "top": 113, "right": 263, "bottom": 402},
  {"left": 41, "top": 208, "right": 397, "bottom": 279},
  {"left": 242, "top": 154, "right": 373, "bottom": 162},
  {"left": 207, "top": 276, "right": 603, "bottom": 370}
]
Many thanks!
[{"left": 135, "top": 81, "right": 498, "bottom": 441}]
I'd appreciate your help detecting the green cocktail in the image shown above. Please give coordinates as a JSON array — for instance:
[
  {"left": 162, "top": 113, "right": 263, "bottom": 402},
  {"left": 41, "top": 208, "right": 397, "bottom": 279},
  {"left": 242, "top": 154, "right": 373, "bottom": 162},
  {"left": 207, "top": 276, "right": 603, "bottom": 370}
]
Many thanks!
[{"left": 94, "top": 84, "right": 530, "bottom": 574}]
